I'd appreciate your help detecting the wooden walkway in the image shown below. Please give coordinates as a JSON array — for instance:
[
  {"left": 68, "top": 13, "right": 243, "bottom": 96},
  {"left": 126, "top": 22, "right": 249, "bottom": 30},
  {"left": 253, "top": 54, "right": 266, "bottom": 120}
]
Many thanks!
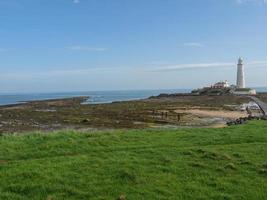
[{"left": 250, "top": 96, "right": 267, "bottom": 116}]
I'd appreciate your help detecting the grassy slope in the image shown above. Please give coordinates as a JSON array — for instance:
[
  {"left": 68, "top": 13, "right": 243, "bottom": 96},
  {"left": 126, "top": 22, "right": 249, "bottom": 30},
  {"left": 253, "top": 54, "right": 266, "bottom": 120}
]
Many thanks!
[{"left": 0, "top": 122, "right": 267, "bottom": 200}]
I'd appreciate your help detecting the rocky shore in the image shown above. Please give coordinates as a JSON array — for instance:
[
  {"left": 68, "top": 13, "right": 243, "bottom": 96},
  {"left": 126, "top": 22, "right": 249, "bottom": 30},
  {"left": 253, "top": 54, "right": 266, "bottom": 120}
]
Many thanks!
[{"left": 0, "top": 94, "right": 267, "bottom": 134}]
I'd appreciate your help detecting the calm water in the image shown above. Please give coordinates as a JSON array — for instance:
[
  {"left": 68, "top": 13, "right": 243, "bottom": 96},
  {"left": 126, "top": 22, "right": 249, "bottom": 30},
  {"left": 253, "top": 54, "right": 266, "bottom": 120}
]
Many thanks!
[
  {"left": 0, "top": 87, "right": 266, "bottom": 106},
  {"left": 0, "top": 89, "right": 191, "bottom": 106}
]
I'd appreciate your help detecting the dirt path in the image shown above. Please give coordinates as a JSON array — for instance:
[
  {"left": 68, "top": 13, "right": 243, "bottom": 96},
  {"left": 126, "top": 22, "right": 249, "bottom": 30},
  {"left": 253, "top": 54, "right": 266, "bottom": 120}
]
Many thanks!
[
  {"left": 249, "top": 96, "right": 267, "bottom": 116},
  {"left": 175, "top": 109, "right": 248, "bottom": 119}
]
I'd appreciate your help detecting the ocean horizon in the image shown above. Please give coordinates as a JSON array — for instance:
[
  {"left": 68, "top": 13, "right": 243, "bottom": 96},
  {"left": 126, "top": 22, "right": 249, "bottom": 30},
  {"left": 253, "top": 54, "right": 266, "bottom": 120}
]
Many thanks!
[
  {"left": 0, "top": 87, "right": 266, "bottom": 106},
  {"left": 0, "top": 89, "right": 191, "bottom": 106}
]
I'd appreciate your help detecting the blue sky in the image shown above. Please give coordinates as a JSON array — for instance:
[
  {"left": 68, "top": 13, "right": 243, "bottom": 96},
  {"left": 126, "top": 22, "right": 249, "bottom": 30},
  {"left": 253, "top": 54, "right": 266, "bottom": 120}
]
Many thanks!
[{"left": 0, "top": 0, "right": 266, "bottom": 93}]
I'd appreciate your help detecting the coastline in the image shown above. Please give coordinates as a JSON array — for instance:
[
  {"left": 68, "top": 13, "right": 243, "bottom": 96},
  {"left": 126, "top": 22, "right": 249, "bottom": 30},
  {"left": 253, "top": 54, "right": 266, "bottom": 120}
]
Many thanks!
[
  {"left": 0, "top": 96, "right": 89, "bottom": 109},
  {"left": 1, "top": 93, "right": 266, "bottom": 134}
]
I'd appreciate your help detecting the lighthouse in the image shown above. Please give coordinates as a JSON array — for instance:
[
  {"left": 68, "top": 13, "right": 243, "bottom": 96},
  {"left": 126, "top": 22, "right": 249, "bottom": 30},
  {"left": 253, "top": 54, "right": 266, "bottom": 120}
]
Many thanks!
[{"left": 236, "top": 57, "right": 245, "bottom": 89}]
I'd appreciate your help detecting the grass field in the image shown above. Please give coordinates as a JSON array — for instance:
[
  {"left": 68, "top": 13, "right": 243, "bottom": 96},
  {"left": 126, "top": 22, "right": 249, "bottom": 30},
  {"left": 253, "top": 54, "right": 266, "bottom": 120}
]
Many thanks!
[{"left": 0, "top": 121, "right": 267, "bottom": 200}]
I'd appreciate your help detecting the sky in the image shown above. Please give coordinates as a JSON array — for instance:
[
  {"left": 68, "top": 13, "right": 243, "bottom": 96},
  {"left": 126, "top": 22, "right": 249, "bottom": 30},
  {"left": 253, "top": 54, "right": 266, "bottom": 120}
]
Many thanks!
[{"left": 0, "top": 0, "right": 267, "bottom": 93}]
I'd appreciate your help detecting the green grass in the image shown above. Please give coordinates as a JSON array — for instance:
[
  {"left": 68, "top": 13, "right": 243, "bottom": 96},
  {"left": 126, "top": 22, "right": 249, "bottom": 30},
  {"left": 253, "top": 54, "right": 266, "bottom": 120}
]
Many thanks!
[{"left": 0, "top": 121, "right": 267, "bottom": 200}]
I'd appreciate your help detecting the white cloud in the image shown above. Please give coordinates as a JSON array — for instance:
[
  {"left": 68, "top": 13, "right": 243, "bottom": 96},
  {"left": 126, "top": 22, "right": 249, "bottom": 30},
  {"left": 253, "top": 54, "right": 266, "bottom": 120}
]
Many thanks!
[
  {"left": 73, "top": 0, "right": 80, "bottom": 3},
  {"left": 67, "top": 46, "right": 108, "bottom": 52},
  {"left": 0, "top": 69, "right": 104, "bottom": 79},
  {"left": 148, "top": 60, "right": 267, "bottom": 72},
  {"left": 236, "top": 0, "right": 267, "bottom": 5},
  {"left": 183, "top": 42, "right": 204, "bottom": 48},
  {"left": 1, "top": 60, "right": 266, "bottom": 92},
  {"left": 249, "top": 60, "right": 267, "bottom": 64},
  {"left": 247, "top": 60, "right": 267, "bottom": 69},
  {"left": 1, "top": 60, "right": 266, "bottom": 80},
  {"left": 150, "top": 62, "right": 234, "bottom": 72}
]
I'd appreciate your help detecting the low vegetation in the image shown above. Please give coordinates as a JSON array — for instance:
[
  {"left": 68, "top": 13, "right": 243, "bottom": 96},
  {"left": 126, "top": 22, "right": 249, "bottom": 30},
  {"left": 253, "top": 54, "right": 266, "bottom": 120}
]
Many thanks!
[
  {"left": 0, "top": 121, "right": 266, "bottom": 199},
  {"left": 0, "top": 94, "right": 256, "bottom": 133}
]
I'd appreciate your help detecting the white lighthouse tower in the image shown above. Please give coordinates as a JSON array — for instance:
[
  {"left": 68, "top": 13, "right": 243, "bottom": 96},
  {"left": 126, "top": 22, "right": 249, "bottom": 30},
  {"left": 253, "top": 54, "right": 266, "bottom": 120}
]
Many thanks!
[{"left": 236, "top": 57, "right": 245, "bottom": 89}]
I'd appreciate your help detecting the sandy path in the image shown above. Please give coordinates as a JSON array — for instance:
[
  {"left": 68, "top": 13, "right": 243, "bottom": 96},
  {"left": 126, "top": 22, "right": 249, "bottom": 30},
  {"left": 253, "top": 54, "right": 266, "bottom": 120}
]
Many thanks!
[{"left": 175, "top": 109, "right": 247, "bottom": 119}]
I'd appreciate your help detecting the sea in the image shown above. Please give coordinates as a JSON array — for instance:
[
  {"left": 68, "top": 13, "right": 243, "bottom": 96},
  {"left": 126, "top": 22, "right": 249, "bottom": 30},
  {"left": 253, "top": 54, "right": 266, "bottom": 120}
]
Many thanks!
[
  {"left": 0, "top": 87, "right": 266, "bottom": 106},
  {"left": 0, "top": 89, "right": 191, "bottom": 106}
]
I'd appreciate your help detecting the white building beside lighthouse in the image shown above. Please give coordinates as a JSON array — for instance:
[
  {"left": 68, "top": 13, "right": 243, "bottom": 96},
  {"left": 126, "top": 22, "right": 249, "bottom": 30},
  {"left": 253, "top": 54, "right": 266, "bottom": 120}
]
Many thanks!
[
  {"left": 236, "top": 57, "right": 245, "bottom": 88},
  {"left": 192, "top": 57, "right": 257, "bottom": 95}
]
